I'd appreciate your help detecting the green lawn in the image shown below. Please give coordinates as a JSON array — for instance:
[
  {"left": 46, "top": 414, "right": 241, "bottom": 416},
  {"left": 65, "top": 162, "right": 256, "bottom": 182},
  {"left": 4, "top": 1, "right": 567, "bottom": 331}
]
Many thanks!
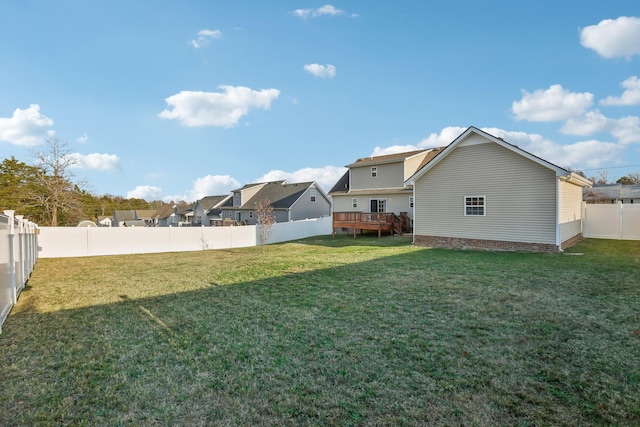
[{"left": 1, "top": 236, "right": 639, "bottom": 426}]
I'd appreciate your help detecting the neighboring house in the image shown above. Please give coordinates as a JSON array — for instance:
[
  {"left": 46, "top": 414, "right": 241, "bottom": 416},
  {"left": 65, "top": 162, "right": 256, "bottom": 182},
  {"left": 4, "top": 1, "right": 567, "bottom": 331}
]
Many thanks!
[
  {"left": 151, "top": 204, "right": 176, "bottom": 227},
  {"left": 220, "top": 180, "right": 331, "bottom": 225},
  {"left": 329, "top": 147, "right": 443, "bottom": 228},
  {"left": 174, "top": 204, "right": 195, "bottom": 226},
  {"left": 112, "top": 209, "right": 156, "bottom": 227},
  {"left": 192, "top": 195, "right": 232, "bottom": 226},
  {"left": 135, "top": 210, "right": 157, "bottom": 226},
  {"left": 405, "top": 126, "right": 592, "bottom": 252},
  {"left": 584, "top": 184, "right": 640, "bottom": 204},
  {"left": 97, "top": 216, "right": 112, "bottom": 227},
  {"left": 112, "top": 210, "right": 137, "bottom": 227}
]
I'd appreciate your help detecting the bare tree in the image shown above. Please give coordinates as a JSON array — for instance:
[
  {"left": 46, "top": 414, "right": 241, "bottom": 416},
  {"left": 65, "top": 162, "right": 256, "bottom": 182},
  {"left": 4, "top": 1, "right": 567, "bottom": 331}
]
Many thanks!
[
  {"left": 32, "top": 137, "right": 84, "bottom": 226},
  {"left": 588, "top": 170, "right": 610, "bottom": 185},
  {"left": 255, "top": 199, "right": 276, "bottom": 250}
]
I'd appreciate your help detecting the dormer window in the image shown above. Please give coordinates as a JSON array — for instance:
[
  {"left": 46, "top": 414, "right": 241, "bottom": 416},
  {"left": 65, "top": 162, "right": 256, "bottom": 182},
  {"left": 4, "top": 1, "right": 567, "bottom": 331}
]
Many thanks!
[{"left": 371, "top": 167, "right": 377, "bottom": 178}]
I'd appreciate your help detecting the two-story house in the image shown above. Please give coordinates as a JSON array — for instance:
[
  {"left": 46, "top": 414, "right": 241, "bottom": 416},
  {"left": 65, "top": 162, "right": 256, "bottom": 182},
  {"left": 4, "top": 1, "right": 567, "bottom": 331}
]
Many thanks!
[
  {"left": 192, "top": 195, "right": 233, "bottom": 226},
  {"left": 329, "top": 148, "right": 443, "bottom": 233},
  {"left": 220, "top": 180, "right": 331, "bottom": 225}
]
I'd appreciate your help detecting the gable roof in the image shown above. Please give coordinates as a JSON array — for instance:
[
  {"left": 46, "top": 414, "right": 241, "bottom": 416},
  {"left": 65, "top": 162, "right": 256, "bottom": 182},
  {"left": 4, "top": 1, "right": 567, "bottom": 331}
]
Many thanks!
[
  {"left": 345, "top": 149, "right": 428, "bottom": 168},
  {"left": 405, "top": 126, "right": 592, "bottom": 187},
  {"left": 328, "top": 170, "right": 350, "bottom": 194},
  {"left": 197, "top": 195, "right": 230, "bottom": 211},
  {"left": 239, "top": 181, "right": 320, "bottom": 210},
  {"left": 135, "top": 210, "right": 156, "bottom": 220},
  {"left": 151, "top": 204, "right": 176, "bottom": 220},
  {"left": 113, "top": 210, "right": 136, "bottom": 221}
]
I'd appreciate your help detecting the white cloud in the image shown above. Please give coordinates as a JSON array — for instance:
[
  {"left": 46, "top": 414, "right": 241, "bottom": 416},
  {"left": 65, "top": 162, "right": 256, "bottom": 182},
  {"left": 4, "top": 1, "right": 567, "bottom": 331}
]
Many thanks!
[
  {"left": 255, "top": 166, "right": 347, "bottom": 193},
  {"left": 292, "top": 4, "right": 357, "bottom": 19},
  {"left": 560, "top": 110, "right": 611, "bottom": 136},
  {"left": 512, "top": 85, "right": 594, "bottom": 122},
  {"left": 478, "top": 127, "right": 624, "bottom": 169},
  {"left": 0, "top": 104, "right": 55, "bottom": 146},
  {"left": 127, "top": 185, "right": 164, "bottom": 201},
  {"left": 67, "top": 153, "right": 121, "bottom": 171},
  {"left": 580, "top": 16, "right": 640, "bottom": 59},
  {"left": 417, "top": 126, "right": 468, "bottom": 148},
  {"left": 189, "top": 174, "right": 240, "bottom": 201},
  {"left": 191, "top": 28, "right": 222, "bottom": 48},
  {"left": 611, "top": 116, "right": 640, "bottom": 145},
  {"left": 304, "top": 63, "right": 336, "bottom": 78},
  {"left": 77, "top": 133, "right": 88, "bottom": 143},
  {"left": 158, "top": 86, "right": 280, "bottom": 128},
  {"left": 600, "top": 76, "right": 640, "bottom": 106}
]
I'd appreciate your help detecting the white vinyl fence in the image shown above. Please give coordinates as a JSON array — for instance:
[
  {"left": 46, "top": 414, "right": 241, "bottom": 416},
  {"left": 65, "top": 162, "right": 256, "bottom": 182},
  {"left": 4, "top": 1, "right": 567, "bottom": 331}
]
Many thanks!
[
  {"left": 1, "top": 211, "right": 39, "bottom": 333},
  {"left": 38, "top": 216, "right": 333, "bottom": 258},
  {"left": 583, "top": 203, "right": 640, "bottom": 240}
]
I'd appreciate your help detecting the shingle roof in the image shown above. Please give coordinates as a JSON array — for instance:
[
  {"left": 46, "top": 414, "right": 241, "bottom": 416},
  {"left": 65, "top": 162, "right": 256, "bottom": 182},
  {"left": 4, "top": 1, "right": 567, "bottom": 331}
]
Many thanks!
[
  {"left": 198, "top": 195, "right": 230, "bottom": 211},
  {"left": 151, "top": 204, "right": 175, "bottom": 220},
  {"left": 346, "top": 149, "right": 428, "bottom": 168},
  {"left": 328, "top": 170, "right": 350, "bottom": 194},
  {"left": 584, "top": 184, "right": 640, "bottom": 201},
  {"left": 242, "top": 181, "right": 315, "bottom": 209},
  {"left": 135, "top": 210, "right": 156, "bottom": 219},
  {"left": 113, "top": 210, "right": 136, "bottom": 221}
]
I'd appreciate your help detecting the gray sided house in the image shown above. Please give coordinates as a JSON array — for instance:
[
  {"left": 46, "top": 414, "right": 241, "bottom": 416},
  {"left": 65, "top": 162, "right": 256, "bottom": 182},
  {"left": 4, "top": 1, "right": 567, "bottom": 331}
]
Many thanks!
[
  {"left": 221, "top": 180, "right": 331, "bottom": 225},
  {"left": 193, "top": 195, "right": 233, "bottom": 226},
  {"left": 112, "top": 210, "right": 136, "bottom": 227},
  {"left": 584, "top": 184, "right": 640, "bottom": 204},
  {"left": 329, "top": 148, "right": 443, "bottom": 225},
  {"left": 149, "top": 203, "right": 193, "bottom": 227},
  {"left": 406, "top": 126, "right": 592, "bottom": 252}
]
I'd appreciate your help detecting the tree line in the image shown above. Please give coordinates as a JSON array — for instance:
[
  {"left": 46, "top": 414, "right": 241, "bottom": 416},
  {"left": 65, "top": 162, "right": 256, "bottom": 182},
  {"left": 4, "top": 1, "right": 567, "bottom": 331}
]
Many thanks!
[{"left": 1, "top": 138, "right": 165, "bottom": 226}]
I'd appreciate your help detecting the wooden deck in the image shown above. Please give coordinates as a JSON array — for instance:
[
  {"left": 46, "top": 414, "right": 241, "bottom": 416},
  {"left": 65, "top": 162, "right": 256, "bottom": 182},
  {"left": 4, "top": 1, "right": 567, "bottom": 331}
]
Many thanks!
[{"left": 332, "top": 212, "right": 408, "bottom": 238}]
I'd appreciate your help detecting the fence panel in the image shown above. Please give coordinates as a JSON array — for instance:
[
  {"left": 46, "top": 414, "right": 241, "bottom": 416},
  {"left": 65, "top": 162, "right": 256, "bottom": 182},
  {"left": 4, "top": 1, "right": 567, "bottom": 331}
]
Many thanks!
[
  {"left": 268, "top": 217, "right": 333, "bottom": 244},
  {"left": 583, "top": 204, "right": 640, "bottom": 240},
  {"left": 0, "top": 211, "right": 38, "bottom": 333},
  {"left": 37, "top": 217, "right": 333, "bottom": 258},
  {"left": 38, "top": 225, "right": 259, "bottom": 258}
]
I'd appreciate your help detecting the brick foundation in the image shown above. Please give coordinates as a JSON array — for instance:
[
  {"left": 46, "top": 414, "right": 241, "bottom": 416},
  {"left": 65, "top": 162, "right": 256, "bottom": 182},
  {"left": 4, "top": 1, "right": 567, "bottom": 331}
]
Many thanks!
[
  {"left": 561, "top": 233, "right": 583, "bottom": 250},
  {"left": 414, "top": 235, "right": 565, "bottom": 253}
]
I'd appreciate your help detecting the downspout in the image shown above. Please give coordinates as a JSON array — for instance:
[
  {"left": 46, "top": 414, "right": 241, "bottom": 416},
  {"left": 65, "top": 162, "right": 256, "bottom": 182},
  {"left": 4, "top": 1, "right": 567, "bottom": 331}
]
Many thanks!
[{"left": 411, "top": 184, "right": 416, "bottom": 245}]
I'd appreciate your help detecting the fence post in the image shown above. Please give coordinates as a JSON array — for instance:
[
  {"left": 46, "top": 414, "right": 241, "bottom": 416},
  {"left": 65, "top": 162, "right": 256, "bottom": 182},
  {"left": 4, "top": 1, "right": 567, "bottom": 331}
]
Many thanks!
[
  {"left": 16, "top": 215, "right": 25, "bottom": 290},
  {"left": 5, "top": 210, "right": 16, "bottom": 304}
]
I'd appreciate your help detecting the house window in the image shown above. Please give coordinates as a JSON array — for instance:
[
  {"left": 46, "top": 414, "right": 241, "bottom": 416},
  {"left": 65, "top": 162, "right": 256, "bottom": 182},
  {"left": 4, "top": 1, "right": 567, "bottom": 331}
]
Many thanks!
[
  {"left": 310, "top": 189, "right": 316, "bottom": 202},
  {"left": 371, "top": 198, "right": 386, "bottom": 213},
  {"left": 464, "top": 196, "right": 485, "bottom": 216},
  {"left": 249, "top": 211, "right": 253, "bottom": 218},
  {"left": 352, "top": 198, "right": 358, "bottom": 208},
  {"left": 371, "top": 167, "right": 377, "bottom": 178},
  {"left": 409, "top": 197, "right": 414, "bottom": 208}
]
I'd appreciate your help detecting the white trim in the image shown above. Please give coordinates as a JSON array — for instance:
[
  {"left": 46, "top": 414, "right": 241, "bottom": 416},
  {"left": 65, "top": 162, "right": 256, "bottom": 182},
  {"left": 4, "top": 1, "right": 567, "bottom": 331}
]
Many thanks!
[{"left": 464, "top": 195, "right": 486, "bottom": 216}]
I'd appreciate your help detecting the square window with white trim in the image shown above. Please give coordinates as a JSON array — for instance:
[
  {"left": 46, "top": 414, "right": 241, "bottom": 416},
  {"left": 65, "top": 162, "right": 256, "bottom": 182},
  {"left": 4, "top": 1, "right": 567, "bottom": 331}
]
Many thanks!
[{"left": 464, "top": 196, "right": 485, "bottom": 216}]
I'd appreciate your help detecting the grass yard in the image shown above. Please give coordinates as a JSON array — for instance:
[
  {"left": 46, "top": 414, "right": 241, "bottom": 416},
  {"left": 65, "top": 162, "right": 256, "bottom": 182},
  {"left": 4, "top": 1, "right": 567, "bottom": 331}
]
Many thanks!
[{"left": 1, "top": 236, "right": 639, "bottom": 426}]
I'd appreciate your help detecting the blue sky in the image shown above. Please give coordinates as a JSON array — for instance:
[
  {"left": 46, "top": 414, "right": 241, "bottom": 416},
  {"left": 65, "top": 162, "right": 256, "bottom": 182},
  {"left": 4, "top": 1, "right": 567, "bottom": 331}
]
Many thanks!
[{"left": 1, "top": 1, "right": 640, "bottom": 202}]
